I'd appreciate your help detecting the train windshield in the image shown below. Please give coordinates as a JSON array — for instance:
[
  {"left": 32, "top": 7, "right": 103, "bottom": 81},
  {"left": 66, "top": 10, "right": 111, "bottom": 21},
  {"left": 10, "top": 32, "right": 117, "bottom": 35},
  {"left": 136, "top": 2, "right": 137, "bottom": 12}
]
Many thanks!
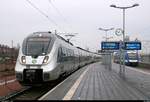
[
  {"left": 23, "top": 37, "right": 51, "bottom": 56},
  {"left": 127, "top": 52, "right": 137, "bottom": 60}
]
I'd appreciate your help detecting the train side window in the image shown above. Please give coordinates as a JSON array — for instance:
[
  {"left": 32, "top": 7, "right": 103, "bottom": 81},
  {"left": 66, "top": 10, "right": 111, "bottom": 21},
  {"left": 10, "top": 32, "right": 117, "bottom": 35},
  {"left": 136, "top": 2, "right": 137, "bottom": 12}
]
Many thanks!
[
  {"left": 62, "top": 47, "right": 66, "bottom": 57},
  {"left": 68, "top": 49, "right": 73, "bottom": 60},
  {"left": 65, "top": 48, "right": 69, "bottom": 61},
  {"left": 71, "top": 50, "right": 74, "bottom": 60},
  {"left": 62, "top": 47, "right": 67, "bottom": 61},
  {"left": 57, "top": 47, "right": 62, "bottom": 62},
  {"left": 65, "top": 48, "right": 68, "bottom": 56},
  {"left": 68, "top": 49, "right": 71, "bottom": 60}
]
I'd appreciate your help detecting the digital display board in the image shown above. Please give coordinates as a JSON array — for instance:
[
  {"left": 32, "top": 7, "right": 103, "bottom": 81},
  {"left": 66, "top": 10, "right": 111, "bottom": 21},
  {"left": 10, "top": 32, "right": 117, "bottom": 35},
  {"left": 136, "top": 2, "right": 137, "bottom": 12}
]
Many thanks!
[
  {"left": 125, "top": 42, "right": 141, "bottom": 50},
  {"left": 28, "top": 37, "right": 50, "bottom": 41},
  {"left": 101, "top": 42, "right": 120, "bottom": 50}
]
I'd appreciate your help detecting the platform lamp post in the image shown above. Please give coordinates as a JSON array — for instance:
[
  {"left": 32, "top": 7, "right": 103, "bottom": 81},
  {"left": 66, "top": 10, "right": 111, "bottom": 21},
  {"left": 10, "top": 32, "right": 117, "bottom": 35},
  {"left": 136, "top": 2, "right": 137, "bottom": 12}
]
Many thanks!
[
  {"left": 98, "top": 28, "right": 114, "bottom": 41},
  {"left": 110, "top": 3, "right": 139, "bottom": 77},
  {"left": 98, "top": 28, "right": 114, "bottom": 70},
  {"left": 103, "top": 36, "right": 113, "bottom": 41}
]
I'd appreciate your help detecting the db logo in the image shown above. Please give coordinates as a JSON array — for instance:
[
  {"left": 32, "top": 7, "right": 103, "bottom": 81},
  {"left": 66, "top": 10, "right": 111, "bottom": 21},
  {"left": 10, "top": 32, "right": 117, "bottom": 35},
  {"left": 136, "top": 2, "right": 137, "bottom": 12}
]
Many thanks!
[{"left": 32, "top": 59, "right": 37, "bottom": 64}]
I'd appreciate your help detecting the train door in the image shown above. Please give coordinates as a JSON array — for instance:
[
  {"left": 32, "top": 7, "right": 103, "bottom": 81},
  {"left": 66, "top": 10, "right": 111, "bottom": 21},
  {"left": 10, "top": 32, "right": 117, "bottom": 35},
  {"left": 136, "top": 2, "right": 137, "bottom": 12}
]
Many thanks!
[
  {"left": 67, "top": 48, "right": 75, "bottom": 72},
  {"left": 61, "top": 47, "right": 69, "bottom": 72},
  {"left": 79, "top": 50, "right": 82, "bottom": 67},
  {"left": 57, "top": 47, "right": 65, "bottom": 74},
  {"left": 74, "top": 49, "right": 79, "bottom": 69},
  {"left": 71, "top": 49, "right": 76, "bottom": 71}
]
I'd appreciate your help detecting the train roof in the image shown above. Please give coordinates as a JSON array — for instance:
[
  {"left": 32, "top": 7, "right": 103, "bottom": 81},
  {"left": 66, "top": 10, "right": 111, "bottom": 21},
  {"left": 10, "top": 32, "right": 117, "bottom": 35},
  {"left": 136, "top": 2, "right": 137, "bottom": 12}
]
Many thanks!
[
  {"left": 26, "top": 32, "right": 54, "bottom": 38},
  {"left": 55, "top": 34, "right": 74, "bottom": 46},
  {"left": 76, "top": 47, "right": 100, "bottom": 55},
  {"left": 25, "top": 31, "right": 99, "bottom": 54}
]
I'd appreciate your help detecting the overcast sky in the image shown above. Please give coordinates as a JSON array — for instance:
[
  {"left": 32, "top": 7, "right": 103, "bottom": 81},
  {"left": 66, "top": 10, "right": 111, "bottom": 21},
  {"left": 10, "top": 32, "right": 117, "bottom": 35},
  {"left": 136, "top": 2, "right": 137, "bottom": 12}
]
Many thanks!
[{"left": 0, "top": 0, "right": 150, "bottom": 52}]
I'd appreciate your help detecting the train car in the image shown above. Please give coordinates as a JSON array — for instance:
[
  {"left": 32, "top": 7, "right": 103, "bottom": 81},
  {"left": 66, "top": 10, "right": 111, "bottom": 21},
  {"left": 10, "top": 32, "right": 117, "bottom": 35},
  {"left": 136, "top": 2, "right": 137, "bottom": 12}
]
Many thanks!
[
  {"left": 113, "top": 51, "right": 139, "bottom": 66},
  {"left": 15, "top": 32, "right": 101, "bottom": 85},
  {"left": 125, "top": 51, "right": 139, "bottom": 66}
]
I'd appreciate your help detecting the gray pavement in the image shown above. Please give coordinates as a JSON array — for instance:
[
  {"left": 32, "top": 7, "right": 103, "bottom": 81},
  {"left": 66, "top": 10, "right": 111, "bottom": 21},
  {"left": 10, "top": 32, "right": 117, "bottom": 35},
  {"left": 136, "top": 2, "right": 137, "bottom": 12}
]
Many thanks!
[
  {"left": 40, "top": 62, "right": 150, "bottom": 100},
  {"left": 39, "top": 64, "right": 89, "bottom": 100},
  {"left": 71, "top": 62, "right": 148, "bottom": 100},
  {"left": 112, "top": 63, "right": 150, "bottom": 99}
]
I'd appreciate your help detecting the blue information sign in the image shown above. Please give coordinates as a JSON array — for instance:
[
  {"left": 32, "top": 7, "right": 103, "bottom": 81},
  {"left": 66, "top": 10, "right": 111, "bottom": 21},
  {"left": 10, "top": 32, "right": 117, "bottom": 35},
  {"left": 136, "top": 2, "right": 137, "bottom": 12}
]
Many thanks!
[
  {"left": 125, "top": 42, "right": 141, "bottom": 50},
  {"left": 101, "top": 42, "right": 120, "bottom": 50}
]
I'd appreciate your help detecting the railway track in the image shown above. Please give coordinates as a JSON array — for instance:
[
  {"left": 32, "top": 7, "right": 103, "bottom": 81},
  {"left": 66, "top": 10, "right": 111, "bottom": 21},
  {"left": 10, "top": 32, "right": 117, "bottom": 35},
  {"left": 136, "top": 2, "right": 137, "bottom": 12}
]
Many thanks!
[
  {"left": 0, "top": 86, "right": 31, "bottom": 101},
  {"left": 1, "top": 70, "right": 76, "bottom": 101},
  {"left": 2, "top": 78, "right": 65, "bottom": 101},
  {"left": 1, "top": 62, "right": 96, "bottom": 101}
]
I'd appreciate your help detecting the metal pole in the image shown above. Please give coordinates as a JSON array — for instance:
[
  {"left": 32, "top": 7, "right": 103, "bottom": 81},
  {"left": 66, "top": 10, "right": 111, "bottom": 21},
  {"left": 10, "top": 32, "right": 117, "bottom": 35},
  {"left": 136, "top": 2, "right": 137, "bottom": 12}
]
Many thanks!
[
  {"left": 98, "top": 27, "right": 114, "bottom": 69},
  {"left": 123, "top": 9, "right": 125, "bottom": 43},
  {"left": 105, "top": 30, "right": 108, "bottom": 69},
  {"left": 110, "top": 3, "right": 139, "bottom": 77},
  {"left": 105, "top": 31, "right": 107, "bottom": 41},
  {"left": 119, "top": 42, "right": 122, "bottom": 75},
  {"left": 122, "top": 9, "right": 125, "bottom": 77}
]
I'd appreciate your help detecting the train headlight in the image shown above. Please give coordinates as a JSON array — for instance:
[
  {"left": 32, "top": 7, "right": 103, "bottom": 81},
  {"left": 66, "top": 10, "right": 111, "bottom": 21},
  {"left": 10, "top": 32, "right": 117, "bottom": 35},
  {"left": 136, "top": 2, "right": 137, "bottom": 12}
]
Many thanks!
[
  {"left": 21, "top": 56, "right": 26, "bottom": 64},
  {"left": 43, "top": 56, "right": 49, "bottom": 64}
]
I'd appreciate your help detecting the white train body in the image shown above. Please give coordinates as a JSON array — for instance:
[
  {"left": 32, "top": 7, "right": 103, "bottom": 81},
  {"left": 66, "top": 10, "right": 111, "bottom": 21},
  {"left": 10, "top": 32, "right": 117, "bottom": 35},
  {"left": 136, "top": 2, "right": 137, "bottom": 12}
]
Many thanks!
[{"left": 15, "top": 32, "right": 101, "bottom": 85}]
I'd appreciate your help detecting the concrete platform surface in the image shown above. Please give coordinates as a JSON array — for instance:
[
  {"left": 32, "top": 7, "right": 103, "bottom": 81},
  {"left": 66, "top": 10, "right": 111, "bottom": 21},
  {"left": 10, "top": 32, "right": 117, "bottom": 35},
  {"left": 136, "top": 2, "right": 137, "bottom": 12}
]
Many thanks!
[{"left": 39, "top": 62, "right": 150, "bottom": 100}]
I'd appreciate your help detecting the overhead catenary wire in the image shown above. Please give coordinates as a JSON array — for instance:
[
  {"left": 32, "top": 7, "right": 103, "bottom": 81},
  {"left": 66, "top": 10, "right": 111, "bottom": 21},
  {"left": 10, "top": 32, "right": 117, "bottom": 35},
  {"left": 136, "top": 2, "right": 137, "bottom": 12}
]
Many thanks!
[
  {"left": 48, "top": 0, "right": 79, "bottom": 41},
  {"left": 25, "top": 0, "right": 66, "bottom": 32},
  {"left": 48, "top": 0, "right": 73, "bottom": 31}
]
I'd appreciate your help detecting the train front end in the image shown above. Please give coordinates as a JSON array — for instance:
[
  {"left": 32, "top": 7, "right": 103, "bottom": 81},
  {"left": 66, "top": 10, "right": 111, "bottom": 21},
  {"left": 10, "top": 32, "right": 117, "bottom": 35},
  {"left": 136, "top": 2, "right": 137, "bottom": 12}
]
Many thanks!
[
  {"left": 125, "top": 51, "right": 139, "bottom": 66},
  {"left": 15, "top": 32, "right": 56, "bottom": 85}
]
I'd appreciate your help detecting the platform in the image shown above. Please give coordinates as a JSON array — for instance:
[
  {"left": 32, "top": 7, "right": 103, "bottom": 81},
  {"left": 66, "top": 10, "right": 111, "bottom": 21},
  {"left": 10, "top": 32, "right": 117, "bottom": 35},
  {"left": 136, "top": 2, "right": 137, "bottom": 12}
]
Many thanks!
[{"left": 39, "top": 62, "right": 150, "bottom": 100}]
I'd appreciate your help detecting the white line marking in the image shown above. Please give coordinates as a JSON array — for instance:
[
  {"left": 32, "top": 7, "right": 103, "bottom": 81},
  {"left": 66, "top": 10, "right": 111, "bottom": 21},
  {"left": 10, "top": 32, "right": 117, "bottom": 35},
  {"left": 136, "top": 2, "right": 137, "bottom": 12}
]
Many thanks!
[
  {"left": 38, "top": 76, "right": 69, "bottom": 100},
  {"left": 39, "top": 66, "right": 90, "bottom": 100},
  {"left": 63, "top": 67, "right": 89, "bottom": 100},
  {"left": 0, "top": 79, "right": 16, "bottom": 86}
]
